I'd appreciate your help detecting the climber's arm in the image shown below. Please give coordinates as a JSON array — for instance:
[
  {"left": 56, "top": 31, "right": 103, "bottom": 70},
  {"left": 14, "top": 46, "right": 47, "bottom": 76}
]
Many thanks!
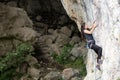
[
  {"left": 84, "top": 22, "right": 96, "bottom": 34},
  {"left": 88, "top": 21, "right": 96, "bottom": 29}
]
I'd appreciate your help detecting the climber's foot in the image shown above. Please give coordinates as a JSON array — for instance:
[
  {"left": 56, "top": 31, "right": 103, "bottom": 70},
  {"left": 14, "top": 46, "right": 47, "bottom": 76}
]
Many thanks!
[
  {"left": 96, "top": 64, "right": 101, "bottom": 71},
  {"left": 97, "top": 59, "right": 103, "bottom": 65}
]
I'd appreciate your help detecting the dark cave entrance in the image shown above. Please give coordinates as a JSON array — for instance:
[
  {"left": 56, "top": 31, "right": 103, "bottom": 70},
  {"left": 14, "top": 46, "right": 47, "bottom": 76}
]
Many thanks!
[{"left": 16, "top": 0, "right": 77, "bottom": 29}]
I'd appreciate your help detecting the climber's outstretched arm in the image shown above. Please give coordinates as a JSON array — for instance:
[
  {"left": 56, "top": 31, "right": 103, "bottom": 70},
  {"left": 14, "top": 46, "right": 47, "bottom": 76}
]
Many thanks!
[
  {"left": 84, "top": 22, "right": 97, "bottom": 34},
  {"left": 88, "top": 21, "right": 96, "bottom": 29}
]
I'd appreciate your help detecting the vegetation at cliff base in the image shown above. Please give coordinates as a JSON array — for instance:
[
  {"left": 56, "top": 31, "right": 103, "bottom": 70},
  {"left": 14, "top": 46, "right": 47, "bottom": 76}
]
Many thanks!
[
  {"left": 51, "top": 44, "right": 87, "bottom": 77},
  {"left": 0, "top": 43, "right": 33, "bottom": 80}
]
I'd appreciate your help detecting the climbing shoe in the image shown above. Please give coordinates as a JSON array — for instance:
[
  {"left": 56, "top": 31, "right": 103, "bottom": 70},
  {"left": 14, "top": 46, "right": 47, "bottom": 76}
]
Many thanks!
[
  {"left": 97, "top": 59, "right": 103, "bottom": 65},
  {"left": 96, "top": 64, "right": 101, "bottom": 71}
]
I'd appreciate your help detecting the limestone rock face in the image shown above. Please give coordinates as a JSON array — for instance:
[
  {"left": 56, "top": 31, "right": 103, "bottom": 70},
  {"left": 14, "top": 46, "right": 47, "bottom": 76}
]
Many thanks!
[{"left": 61, "top": 0, "right": 120, "bottom": 80}]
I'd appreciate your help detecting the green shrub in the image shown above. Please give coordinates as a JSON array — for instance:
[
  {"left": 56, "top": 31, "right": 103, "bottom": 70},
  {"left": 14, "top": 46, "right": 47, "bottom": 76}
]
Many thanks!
[
  {"left": 58, "top": 77, "right": 64, "bottom": 80},
  {"left": 51, "top": 44, "right": 86, "bottom": 77},
  {"left": 51, "top": 44, "right": 73, "bottom": 64},
  {"left": 65, "top": 57, "right": 86, "bottom": 76},
  {"left": 0, "top": 68, "right": 23, "bottom": 80},
  {"left": 0, "top": 43, "right": 33, "bottom": 80}
]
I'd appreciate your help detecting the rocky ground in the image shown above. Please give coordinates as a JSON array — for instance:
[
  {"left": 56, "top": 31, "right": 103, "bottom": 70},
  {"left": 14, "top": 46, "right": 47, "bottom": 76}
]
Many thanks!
[{"left": 0, "top": 1, "right": 88, "bottom": 80}]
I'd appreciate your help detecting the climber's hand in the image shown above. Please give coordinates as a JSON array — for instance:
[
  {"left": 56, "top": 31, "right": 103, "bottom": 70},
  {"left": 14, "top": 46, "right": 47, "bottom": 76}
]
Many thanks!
[{"left": 93, "top": 22, "right": 97, "bottom": 28}]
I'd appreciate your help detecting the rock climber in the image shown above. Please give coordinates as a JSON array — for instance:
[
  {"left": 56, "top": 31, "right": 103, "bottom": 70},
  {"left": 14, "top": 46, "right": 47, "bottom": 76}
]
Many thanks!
[{"left": 81, "top": 21, "right": 103, "bottom": 70}]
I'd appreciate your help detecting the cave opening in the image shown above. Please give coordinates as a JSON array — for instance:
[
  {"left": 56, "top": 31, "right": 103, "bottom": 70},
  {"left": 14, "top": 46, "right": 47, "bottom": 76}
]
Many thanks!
[{"left": 22, "top": 0, "right": 78, "bottom": 34}]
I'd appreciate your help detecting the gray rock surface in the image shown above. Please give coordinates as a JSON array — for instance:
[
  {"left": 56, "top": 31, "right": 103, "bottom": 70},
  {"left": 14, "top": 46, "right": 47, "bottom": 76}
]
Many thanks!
[
  {"left": 28, "top": 67, "right": 40, "bottom": 80},
  {"left": 61, "top": 0, "right": 120, "bottom": 80},
  {"left": 44, "top": 71, "right": 61, "bottom": 80},
  {"left": 71, "top": 77, "right": 82, "bottom": 80},
  {"left": 60, "top": 26, "right": 72, "bottom": 37},
  {"left": 70, "top": 36, "right": 80, "bottom": 45},
  {"left": 62, "top": 68, "right": 80, "bottom": 80},
  {"left": 70, "top": 47, "right": 82, "bottom": 58},
  {"left": 0, "top": 4, "right": 37, "bottom": 56},
  {"left": 25, "top": 55, "right": 38, "bottom": 67}
]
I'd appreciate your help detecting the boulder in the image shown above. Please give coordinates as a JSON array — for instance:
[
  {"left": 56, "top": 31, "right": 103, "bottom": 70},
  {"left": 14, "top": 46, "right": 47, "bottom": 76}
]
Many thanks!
[
  {"left": 45, "top": 38, "right": 53, "bottom": 45},
  {"left": 25, "top": 55, "right": 38, "bottom": 67},
  {"left": 62, "top": 68, "right": 80, "bottom": 80},
  {"left": 28, "top": 67, "right": 40, "bottom": 80},
  {"left": 53, "top": 29, "right": 60, "bottom": 38},
  {"left": 0, "top": 5, "right": 36, "bottom": 41},
  {"left": 48, "top": 29, "right": 54, "bottom": 34},
  {"left": 60, "top": 26, "right": 72, "bottom": 37},
  {"left": 55, "top": 33, "right": 71, "bottom": 47},
  {"left": 50, "top": 44, "right": 60, "bottom": 55},
  {"left": 70, "top": 47, "right": 82, "bottom": 58},
  {"left": 70, "top": 56, "right": 76, "bottom": 61},
  {"left": 8, "top": 27, "right": 37, "bottom": 42},
  {"left": 0, "top": 4, "right": 37, "bottom": 56},
  {"left": 44, "top": 71, "right": 61, "bottom": 80},
  {"left": 40, "top": 35, "right": 57, "bottom": 46},
  {"left": 71, "top": 77, "right": 82, "bottom": 80},
  {"left": 0, "top": 39, "right": 16, "bottom": 56},
  {"left": 70, "top": 36, "right": 81, "bottom": 45},
  {"left": 20, "top": 75, "right": 32, "bottom": 80}
]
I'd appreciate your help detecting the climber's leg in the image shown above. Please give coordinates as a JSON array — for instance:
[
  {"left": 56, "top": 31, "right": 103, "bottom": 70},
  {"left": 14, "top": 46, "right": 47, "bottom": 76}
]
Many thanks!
[{"left": 91, "top": 44, "right": 102, "bottom": 64}]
